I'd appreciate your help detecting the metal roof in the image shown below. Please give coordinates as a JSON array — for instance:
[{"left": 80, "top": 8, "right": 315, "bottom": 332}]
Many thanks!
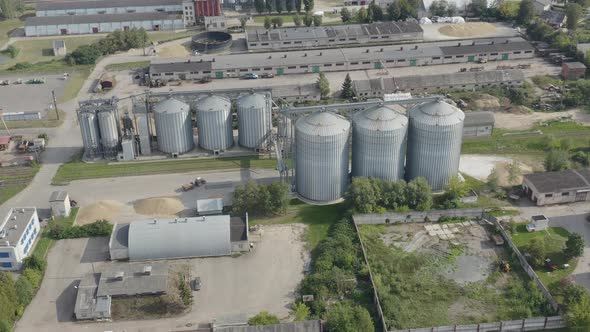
[
  {"left": 196, "top": 95, "right": 231, "bottom": 112},
  {"left": 353, "top": 106, "right": 408, "bottom": 131},
  {"left": 463, "top": 111, "right": 495, "bottom": 127},
  {"left": 74, "top": 273, "right": 102, "bottom": 319},
  {"left": 246, "top": 21, "right": 422, "bottom": 43},
  {"left": 439, "top": 40, "right": 534, "bottom": 56},
  {"left": 409, "top": 100, "right": 465, "bottom": 126},
  {"left": 542, "top": 10, "right": 566, "bottom": 25},
  {"left": 150, "top": 59, "right": 211, "bottom": 74},
  {"left": 49, "top": 190, "right": 68, "bottom": 202},
  {"left": 230, "top": 217, "right": 247, "bottom": 242},
  {"left": 37, "top": 0, "right": 181, "bottom": 11},
  {"left": 0, "top": 208, "right": 37, "bottom": 247},
  {"left": 127, "top": 215, "right": 232, "bottom": 260},
  {"left": 196, "top": 198, "right": 224, "bottom": 214},
  {"left": 96, "top": 262, "right": 168, "bottom": 296},
  {"left": 110, "top": 223, "right": 129, "bottom": 251},
  {"left": 26, "top": 12, "right": 181, "bottom": 26},
  {"left": 524, "top": 169, "right": 590, "bottom": 193},
  {"left": 295, "top": 112, "right": 350, "bottom": 137},
  {"left": 153, "top": 97, "right": 189, "bottom": 114}
]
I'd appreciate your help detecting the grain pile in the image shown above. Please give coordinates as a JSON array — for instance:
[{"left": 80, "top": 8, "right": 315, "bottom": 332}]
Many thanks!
[
  {"left": 77, "top": 200, "right": 124, "bottom": 225},
  {"left": 439, "top": 23, "right": 496, "bottom": 37},
  {"left": 133, "top": 196, "right": 185, "bottom": 216}
]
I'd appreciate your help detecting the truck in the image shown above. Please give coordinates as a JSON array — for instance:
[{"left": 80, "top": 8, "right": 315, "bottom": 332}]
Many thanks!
[{"left": 181, "top": 177, "right": 207, "bottom": 191}]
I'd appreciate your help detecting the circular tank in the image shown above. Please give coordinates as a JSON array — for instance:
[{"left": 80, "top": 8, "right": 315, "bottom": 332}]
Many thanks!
[
  {"left": 191, "top": 31, "right": 233, "bottom": 53},
  {"left": 153, "top": 98, "right": 194, "bottom": 154},
  {"left": 97, "top": 111, "right": 119, "bottom": 148},
  {"left": 296, "top": 112, "right": 351, "bottom": 203},
  {"left": 236, "top": 93, "right": 272, "bottom": 149},
  {"left": 406, "top": 100, "right": 465, "bottom": 191},
  {"left": 352, "top": 106, "right": 408, "bottom": 181},
  {"left": 196, "top": 95, "right": 233, "bottom": 151},
  {"left": 79, "top": 112, "right": 100, "bottom": 152}
]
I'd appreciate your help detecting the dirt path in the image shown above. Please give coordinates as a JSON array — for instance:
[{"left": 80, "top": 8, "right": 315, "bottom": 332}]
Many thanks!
[{"left": 494, "top": 109, "right": 590, "bottom": 130}]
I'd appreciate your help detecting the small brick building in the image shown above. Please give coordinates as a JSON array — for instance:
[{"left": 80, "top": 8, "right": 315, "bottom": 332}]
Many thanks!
[{"left": 561, "top": 61, "right": 586, "bottom": 80}]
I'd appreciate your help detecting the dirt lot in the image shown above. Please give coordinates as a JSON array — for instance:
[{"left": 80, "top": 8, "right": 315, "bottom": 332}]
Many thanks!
[
  {"left": 495, "top": 109, "right": 590, "bottom": 130},
  {"left": 460, "top": 154, "right": 533, "bottom": 185},
  {"left": 439, "top": 23, "right": 497, "bottom": 38},
  {"left": 16, "top": 224, "right": 307, "bottom": 332}
]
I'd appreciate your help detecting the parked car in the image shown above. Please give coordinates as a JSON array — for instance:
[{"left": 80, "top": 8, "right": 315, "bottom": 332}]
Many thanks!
[
  {"left": 261, "top": 73, "right": 274, "bottom": 79},
  {"left": 193, "top": 277, "right": 202, "bottom": 291},
  {"left": 241, "top": 73, "right": 258, "bottom": 80}
]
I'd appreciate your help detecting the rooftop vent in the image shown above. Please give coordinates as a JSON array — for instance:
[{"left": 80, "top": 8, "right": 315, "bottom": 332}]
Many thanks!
[
  {"left": 472, "top": 41, "right": 475, "bottom": 46},
  {"left": 283, "top": 54, "right": 287, "bottom": 58},
  {"left": 268, "top": 55, "right": 272, "bottom": 59},
  {"left": 4, "top": 240, "right": 9, "bottom": 246},
  {"left": 505, "top": 39, "right": 509, "bottom": 44},
  {"left": 114, "top": 272, "right": 124, "bottom": 281},
  {"left": 20, "top": 209, "right": 24, "bottom": 213},
  {"left": 152, "top": 219, "right": 157, "bottom": 224},
  {"left": 319, "top": 52, "right": 322, "bottom": 56},
  {"left": 490, "top": 41, "right": 494, "bottom": 45},
  {"left": 380, "top": 48, "right": 384, "bottom": 52},
  {"left": 143, "top": 266, "right": 152, "bottom": 276},
  {"left": 303, "top": 53, "right": 307, "bottom": 57},
  {"left": 212, "top": 58, "right": 215, "bottom": 62},
  {"left": 0, "top": 230, "right": 5, "bottom": 239},
  {"left": 414, "top": 45, "right": 418, "bottom": 50},
  {"left": 457, "top": 42, "right": 461, "bottom": 47},
  {"left": 366, "top": 49, "right": 370, "bottom": 53},
  {"left": 400, "top": 46, "right": 404, "bottom": 51},
  {"left": 11, "top": 225, "right": 17, "bottom": 230}
]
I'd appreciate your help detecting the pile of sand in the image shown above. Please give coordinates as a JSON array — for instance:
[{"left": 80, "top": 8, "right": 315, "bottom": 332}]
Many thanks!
[
  {"left": 133, "top": 196, "right": 185, "bottom": 216},
  {"left": 439, "top": 23, "right": 496, "bottom": 37},
  {"left": 77, "top": 200, "right": 124, "bottom": 225},
  {"left": 472, "top": 94, "right": 501, "bottom": 110}
]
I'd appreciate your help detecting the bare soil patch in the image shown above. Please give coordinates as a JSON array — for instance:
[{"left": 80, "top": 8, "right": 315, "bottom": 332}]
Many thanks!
[{"left": 439, "top": 23, "right": 497, "bottom": 37}]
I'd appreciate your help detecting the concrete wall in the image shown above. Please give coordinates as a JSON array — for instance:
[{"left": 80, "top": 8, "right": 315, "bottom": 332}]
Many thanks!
[
  {"left": 26, "top": 18, "right": 184, "bottom": 36},
  {"left": 353, "top": 208, "right": 484, "bottom": 225},
  {"left": 390, "top": 316, "right": 565, "bottom": 332},
  {"left": 463, "top": 125, "right": 493, "bottom": 137}
]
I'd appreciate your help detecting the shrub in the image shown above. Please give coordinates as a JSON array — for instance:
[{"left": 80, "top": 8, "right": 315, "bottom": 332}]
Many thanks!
[
  {"left": 9, "top": 62, "right": 32, "bottom": 70},
  {"left": 292, "top": 302, "right": 310, "bottom": 321},
  {"left": 14, "top": 278, "right": 33, "bottom": 307},
  {"left": 22, "top": 255, "right": 46, "bottom": 272},
  {"left": 325, "top": 302, "right": 374, "bottom": 332},
  {"left": 47, "top": 220, "right": 112, "bottom": 239},
  {"left": 248, "top": 311, "right": 280, "bottom": 325},
  {"left": 22, "top": 269, "right": 42, "bottom": 289}
]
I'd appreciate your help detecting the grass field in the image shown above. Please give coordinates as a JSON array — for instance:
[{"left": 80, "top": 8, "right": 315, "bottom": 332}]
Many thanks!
[
  {"left": 0, "top": 18, "right": 23, "bottom": 46},
  {"left": 149, "top": 30, "right": 197, "bottom": 43},
  {"left": 52, "top": 155, "right": 278, "bottom": 185},
  {"left": 250, "top": 199, "right": 345, "bottom": 249},
  {"left": 105, "top": 60, "right": 150, "bottom": 72},
  {"left": 0, "top": 165, "right": 40, "bottom": 206}
]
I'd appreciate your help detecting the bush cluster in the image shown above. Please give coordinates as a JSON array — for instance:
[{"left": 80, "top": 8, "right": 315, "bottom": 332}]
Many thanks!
[
  {"left": 46, "top": 220, "right": 112, "bottom": 240},
  {"left": 65, "top": 28, "right": 149, "bottom": 65},
  {"left": 231, "top": 181, "right": 289, "bottom": 217}
]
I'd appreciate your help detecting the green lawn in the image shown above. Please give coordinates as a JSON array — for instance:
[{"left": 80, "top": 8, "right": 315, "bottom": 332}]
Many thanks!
[
  {"left": 510, "top": 224, "right": 577, "bottom": 288},
  {"left": 0, "top": 18, "right": 23, "bottom": 46},
  {"left": 105, "top": 60, "right": 150, "bottom": 72},
  {"left": 149, "top": 30, "right": 197, "bottom": 43},
  {"left": 57, "top": 66, "right": 93, "bottom": 103},
  {"left": 250, "top": 199, "right": 345, "bottom": 249},
  {"left": 0, "top": 165, "right": 40, "bottom": 205},
  {"left": 52, "top": 156, "right": 278, "bottom": 185}
]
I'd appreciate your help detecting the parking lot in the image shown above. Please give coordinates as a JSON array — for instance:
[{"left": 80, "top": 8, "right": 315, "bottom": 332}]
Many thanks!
[
  {"left": 0, "top": 74, "right": 67, "bottom": 115},
  {"left": 16, "top": 224, "right": 307, "bottom": 332}
]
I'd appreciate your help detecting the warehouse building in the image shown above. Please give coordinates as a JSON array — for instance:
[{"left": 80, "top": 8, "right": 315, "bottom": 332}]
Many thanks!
[
  {"left": 352, "top": 70, "right": 526, "bottom": 97},
  {"left": 26, "top": 0, "right": 186, "bottom": 36},
  {"left": 0, "top": 208, "right": 40, "bottom": 271},
  {"left": 109, "top": 214, "right": 249, "bottom": 261},
  {"left": 149, "top": 38, "right": 535, "bottom": 80},
  {"left": 75, "top": 262, "right": 168, "bottom": 320},
  {"left": 463, "top": 111, "right": 495, "bottom": 137},
  {"left": 522, "top": 169, "right": 590, "bottom": 206},
  {"left": 246, "top": 21, "right": 423, "bottom": 51}
]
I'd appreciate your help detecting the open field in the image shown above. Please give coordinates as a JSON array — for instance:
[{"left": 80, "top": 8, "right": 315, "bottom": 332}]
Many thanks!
[
  {"left": 105, "top": 60, "right": 149, "bottom": 72},
  {"left": 0, "top": 165, "right": 40, "bottom": 205},
  {"left": 359, "top": 222, "right": 554, "bottom": 329},
  {"left": 52, "top": 156, "right": 277, "bottom": 185}
]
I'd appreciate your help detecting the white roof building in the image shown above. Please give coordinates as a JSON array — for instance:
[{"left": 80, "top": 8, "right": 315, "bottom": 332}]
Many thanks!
[{"left": 0, "top": 208, "right": 40, "bottom": 270}]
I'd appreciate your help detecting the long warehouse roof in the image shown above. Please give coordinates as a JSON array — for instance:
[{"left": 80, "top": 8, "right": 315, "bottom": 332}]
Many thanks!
[
  {"left": 37, "top": 0, "right": 181, "bottom": 11},
  {"left": 26, "top": 12, "right": 181, "bottom": 26},
  {"left": 151, "top": 37, "right": 533, "bottom": 72}
]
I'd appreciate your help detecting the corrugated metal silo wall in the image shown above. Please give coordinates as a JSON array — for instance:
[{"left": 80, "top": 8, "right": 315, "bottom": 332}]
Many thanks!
[
  {"left": 197, "top": 103, "right": 233, "bottom": 151},
  {"left": 406, "top": 119, "right": 463, "bottom": 191},
  {"left": 296, "top": 122, "right": 350, "bottom": 202},
  {"left": 79, "top": 112, "right": 100, "bottom": 150},
  {"left": 97, "top": 111, "right": 119, "bottom": 148},
  {"left": 352, "top": 120, "right": 407, "bottom": 181},
  {"left": 237, "top": 93, "right": 272, "bottom": 149},
  {"left": 154, "top": 107, "right": 194, "bottom": 154}
]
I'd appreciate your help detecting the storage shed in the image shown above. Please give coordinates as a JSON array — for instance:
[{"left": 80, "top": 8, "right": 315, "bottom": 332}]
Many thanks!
[
  {"left": 561, "top": 62, "right": 586, "bottom": 80},
  {"left": 49, "top": 190, "right": 71, "bottom": 217},
  {"left": 52, "top": 40, "right": 66, "bottom": 56}
]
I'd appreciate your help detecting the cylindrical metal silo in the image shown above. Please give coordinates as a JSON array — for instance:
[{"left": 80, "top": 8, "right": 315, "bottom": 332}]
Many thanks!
[
  {"left": 352, "top": 106, "right": 408, "bottom": 181},
  {"left": 196, "top": 95, "right": 233, "bottom": 152},
  {"left": 296, "top": 112, "right": 351, "bottom": 203},
  {"left": 236, "top": 92, "right": 272, "bottom": 150},
  {"left": 97, "top": 111, "right": 119, "bottom": 149},
  {"left": 153, "top": 98, "right": 194, "bottom": 154},
  {"left": 79, "top": 111, "right": 100, "bottom": 156},
  {"left": 406, "top": 100, "right": 465, "bottom": 191}
]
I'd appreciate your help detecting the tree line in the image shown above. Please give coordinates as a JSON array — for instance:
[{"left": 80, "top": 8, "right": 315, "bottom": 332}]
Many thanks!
[
  {"left": 231, "top": 181, "right": 289, "bottom": 217},
  {"left": 254, "top": 0, "right": 313, "bottom": 14},
  {"left": 65, "top": 28, "right": 149, "bottom": 65},
  {"left": 46, "top": 219, "right": 112, "bottom": 239}
]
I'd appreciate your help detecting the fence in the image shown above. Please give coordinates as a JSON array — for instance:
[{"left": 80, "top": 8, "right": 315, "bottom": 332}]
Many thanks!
[
  {"left": 390, "top": 316, "right": 565, "bottom": 332},
  {"left": 353, "top": 208, "right": 484, "bottom": 225},
  {"left": 483, "top": 213, "right": 561, "bottom": 312}
]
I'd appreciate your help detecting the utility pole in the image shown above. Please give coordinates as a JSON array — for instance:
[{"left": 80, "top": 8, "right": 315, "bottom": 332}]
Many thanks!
[
  {"left": 0, "top": 108, "right": 10, "bottom": 136},
  {"left": 51, "top": 90, "right": 59, "bottom": 120}
]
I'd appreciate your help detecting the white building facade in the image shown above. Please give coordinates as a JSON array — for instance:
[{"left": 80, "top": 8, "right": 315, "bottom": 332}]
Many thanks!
[{"left": 0, "top": 208, "right": 40, "bottom": 271}]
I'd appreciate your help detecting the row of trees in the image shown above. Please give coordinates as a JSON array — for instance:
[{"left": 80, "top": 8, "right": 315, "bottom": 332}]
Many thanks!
[
  {"left": 66, "top": 28, "right": 149, "bottom": 65},
  {"left": 263, "top": 13, "right": 322, "bottom": 28},
  {"left": 254, "top": 0, "right": 313, "bottom": 14},
  {"left": 46, "top": 219, "right": 112, "bottom": 239},
  {"left": 231, "top": 181, "right": 289, "bottom": 217},
  {"left": 345, "top": 177, "right": 432, "bottom": 214},
  {"left": 340, "top": 0, "right": 419, "bottom": 24},
  {"left": 542, "top": 135, "right": 590, "bottom": 172},
  {"left": 0, "top": 0, "right": 24, "bottom": 19}
]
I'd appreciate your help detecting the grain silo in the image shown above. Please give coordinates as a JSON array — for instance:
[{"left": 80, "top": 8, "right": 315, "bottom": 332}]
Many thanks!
[
  {"left": 153, "top": 98, "right": 194, "bottom": 154},
  {"left": 97, "top": 111, "right": 119, "bottom": 149},
  {"left": 352, "top": 105, "right": 408, "bottom": 181},
  {"left": 296, "top": 112, "right": 350, "bottom": 203},
  {"left": 196, "top": 95, "right": 233, "bottom": 152},
  {"left": 406, "top": 100, "right": 465, "bottom": 191},
  {"left": 236, "top": 92, "right": 272, "bottom": 150},
  {"left": 79, "top": 111, "right": 100, "bottom": 157}
]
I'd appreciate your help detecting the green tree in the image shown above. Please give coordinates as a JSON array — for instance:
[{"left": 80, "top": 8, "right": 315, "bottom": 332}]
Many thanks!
[
  {"left": 65, "top": 44, "right": 103, "bottom": 65},
  {"left": 564, "top": 233, "right": 585, "bottom": 259},
  {"left": 303, "top": 13, "right": 313, "bottom": 26},
  {"left": 508, "top": 87, "right": 526, "bottom": 104},
  {"left": 566, "top": 3, "right": 582, "bottom": 30},
  {"left": 469, "top": 0, "right": 487, "bottom": 17},
  {"left": 264, "top": 16, "right": 272, "bottom": 29},
  {"left": 275, "top": 0, "right": 283, "bottom": 13},
  {"left": 341, "top": 73, "right": 355, "bottom": 99},
  {"left": 286, "top": 0, "right": 293, "bottom": 12},
  {"left": 292, "top": 302, "right": 310, "bottom": 321},
  {"left": 293, "top": 14, "right": 302, "bottom": 26},
  {"left": 0, "top": 0, "right": 21, "bottom": 18},
  {"left": 15, "top": 277, "right": 33, "bottom": 306},
  {"left": 563, "top": 292, "right": 590, "bottom": 328},
  {"left": 369, "top": 1, "right": 383, "bottom": 21},
  {"left": 440, "top": 175, "right": 467, "bottom": 208},
  {"left": 240, "top": 17, "right": 248, "bottom": 30},
  {"left": 271, "top": 16, "right": 284, "bottom": 27},
  {"left": 381, "top": 180, "right": 408, "bottom": 210},
  {"left": 265, "top": 0, "right": 273, "bottom": 13},
  {"left": 340, "top": 7, "right": 352, "bottom": 22},
  {"left": 267, "top": 182, "right": 289, "bottom": 215},
  {"left": 255, "top": 0, "right": 265, "bottom": 13},
  {"left": 345, "top": 177, "right": 381, "bottom": 213},
  {"left": 0, "top": 320, "right": 11, "bottom": 332},
  {"left": 303, "top": 0, "right": 313, "bottom": 11},
  {"left": 313, "top": 14, "right": 322, "bottom": 26},
  {"left": 429, "top": 0, "right": 448, "bottom": 16},
  {"left": 517, "top": 0, "right": 534, "bottom": 25},
  {"left": 398, "top": 0, "right": 417, "bottom": 19},
  {"left": 525, "top": 238, "right": 546, "bottom": 268},
  {"left": 543, "top": 134, "right": 559, "bottom": 150},
  {"left": 356, "top": 7, "right": 368, "bottom": 23},
  {"left": 325, "top": 302, "right": 375, "bottom": 332},
  {"left": 406, "top": 177, "right": 432, "bottom": 211},
  {"left": 571, "top": 151, "right": 590, "bottom": 166},
  {"left": 22, "top": 255, "right": 46, "bottom": 271},
  {"left": 248, "top": 311, "right": 280, "bottom": 325},
  {"left": 544, "top": 149, "right": 571, "bottom": 171},
  {"left": 446, "top": 2, "right": 457, "bottom": 15},
  {"left": 0, "top": 272, "right": 18, "bottom": 324},
  {"left": 498, "top": 1, "right": 519, "bottom": 20},
  {"left": 487, "top": 167, "right": 500, "bottom": 191},
  {"left": 317, "top": 72, "right": 330, "bottom": 99},
  {"left": 507, "top": 161, "right": 521, "bottom": 186},
  {"left": 295, "top": 0, "right": 302, "bottom": 12},
  {"left": 387, "top": 1, "right": 401, "bottom": 20}
]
